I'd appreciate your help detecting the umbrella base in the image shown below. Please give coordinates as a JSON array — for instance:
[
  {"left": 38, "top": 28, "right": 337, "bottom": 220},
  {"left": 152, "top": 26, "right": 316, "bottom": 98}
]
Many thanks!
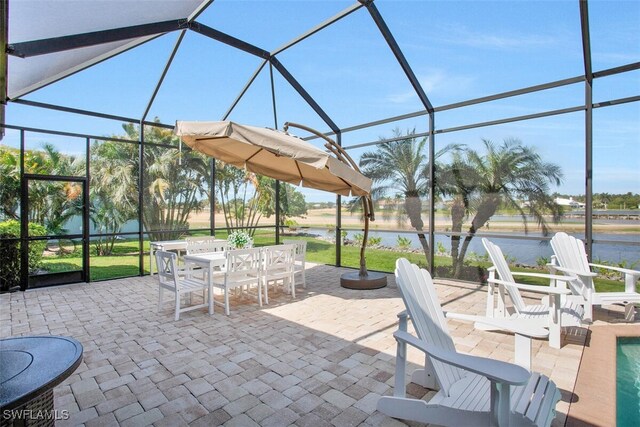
[{"left": 340, "top": 271, "right": 387, "bottom": 290}]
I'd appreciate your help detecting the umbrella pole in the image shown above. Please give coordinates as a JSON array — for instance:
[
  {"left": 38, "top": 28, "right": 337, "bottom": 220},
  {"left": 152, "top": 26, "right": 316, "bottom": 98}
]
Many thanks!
[
  {"left": 360, "top": 195, "right": 370, "bottom": 277},
  {"left": 284, "top": 122, "right": 386, "bottom": 290}
]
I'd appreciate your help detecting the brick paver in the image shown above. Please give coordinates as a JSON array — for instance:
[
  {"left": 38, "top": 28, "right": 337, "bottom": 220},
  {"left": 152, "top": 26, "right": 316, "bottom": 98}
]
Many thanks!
[{"left": 2, "top": 262, "right": 626, "bottom": 426}]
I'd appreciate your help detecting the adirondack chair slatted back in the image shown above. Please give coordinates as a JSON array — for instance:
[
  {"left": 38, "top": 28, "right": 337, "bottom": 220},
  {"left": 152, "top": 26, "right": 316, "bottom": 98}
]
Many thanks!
[
  {"left": 550, "top": 232, "right": 589, "bottom": 271},
  {"left": 482, "top": 238, "right": 528, "bottom": 312},
  {"left": 156, "top": 250, "right": 179, "bottom": 287},
  {"left": 550, "top": 232, "right": 590, "bottom": 295},
  {"left": 550, "top": 233, "right": 591, "bottom": 301},
  {"left": 395, "top": 258, "right": 465, "bottom": 394}
]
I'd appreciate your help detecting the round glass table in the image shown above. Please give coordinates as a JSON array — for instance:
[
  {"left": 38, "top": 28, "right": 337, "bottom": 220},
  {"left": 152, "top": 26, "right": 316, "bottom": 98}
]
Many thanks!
[{"left": 1, "top": 336, "right": 83, "bottom": 426}]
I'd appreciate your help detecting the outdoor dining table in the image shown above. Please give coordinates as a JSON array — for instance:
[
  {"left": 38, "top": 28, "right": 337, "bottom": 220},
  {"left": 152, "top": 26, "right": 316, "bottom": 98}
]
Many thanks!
[{"left": 149, "top": 240, "right": 188, "bottom": 275}]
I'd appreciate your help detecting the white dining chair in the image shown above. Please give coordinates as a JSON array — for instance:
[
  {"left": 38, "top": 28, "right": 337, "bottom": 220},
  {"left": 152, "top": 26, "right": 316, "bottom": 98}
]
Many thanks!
[
  {"left": 262, "top": 244, "right": 296, "bottom": 303},
  {"left": 186, "top": 236, "right": 228, "bottom": 255},
  {"left": 211, "top": 248, "right": 262, "bottom": 315},
  {"left": 155, "top": 250, "right": 212, "bottom": 321},
  {"left": 282, "top": 239, "right": 307, "bottom": 289}
]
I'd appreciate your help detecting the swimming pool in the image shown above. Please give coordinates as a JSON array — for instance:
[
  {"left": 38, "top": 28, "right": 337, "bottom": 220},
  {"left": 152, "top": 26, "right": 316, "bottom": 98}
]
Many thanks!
[{"left": 617, "top": 337, "right": 640, "bottom": 426}]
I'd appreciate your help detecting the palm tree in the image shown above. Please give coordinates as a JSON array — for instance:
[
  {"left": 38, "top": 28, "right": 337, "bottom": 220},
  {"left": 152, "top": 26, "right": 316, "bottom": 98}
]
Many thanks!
[
  {"left": 359, "top": 129, "right": 433, "bottom": 268},
  {"left": 442, "top": 138, "right": 564, "bottom": 277},
  {"left": 89, "top": 140, "right": 138, "bottom": 255},
  {"left": 118, "top": 120, "right": 211, "bottom": 241}
]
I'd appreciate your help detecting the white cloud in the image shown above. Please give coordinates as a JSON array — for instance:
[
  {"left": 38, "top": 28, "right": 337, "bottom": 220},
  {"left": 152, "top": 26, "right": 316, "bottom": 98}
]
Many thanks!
[
  {"left": 433, "top": 23, "right": 558, "bottom": 50},
  {"left": 386, "top": 69, "right": 475, "bottom": 105}
]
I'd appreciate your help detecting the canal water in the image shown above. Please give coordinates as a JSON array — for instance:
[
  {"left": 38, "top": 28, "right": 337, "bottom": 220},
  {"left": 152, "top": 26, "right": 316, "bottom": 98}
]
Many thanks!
[{"left": 306, "top": 228, "right": 640, "bottom": 267}]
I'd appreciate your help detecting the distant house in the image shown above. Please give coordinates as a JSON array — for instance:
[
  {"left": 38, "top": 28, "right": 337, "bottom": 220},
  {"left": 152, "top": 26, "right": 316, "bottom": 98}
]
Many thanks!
[{"left": 554, "top": 197, "right": 585, "bottom": 208}]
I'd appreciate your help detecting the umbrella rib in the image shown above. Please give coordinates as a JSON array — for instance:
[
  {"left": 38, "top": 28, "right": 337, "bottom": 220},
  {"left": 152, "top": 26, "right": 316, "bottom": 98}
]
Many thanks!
[
  {"left": 245, "top": 148, "right": 263, "bottom": 163},
  {"left": 295, "top": 162, "right": 303, "bottom": 183}
]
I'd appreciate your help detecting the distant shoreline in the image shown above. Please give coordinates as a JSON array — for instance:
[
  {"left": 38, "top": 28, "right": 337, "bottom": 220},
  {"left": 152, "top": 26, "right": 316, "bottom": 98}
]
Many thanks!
[{"left": 188, "top": 208, "right": 640, "bottom": 234}]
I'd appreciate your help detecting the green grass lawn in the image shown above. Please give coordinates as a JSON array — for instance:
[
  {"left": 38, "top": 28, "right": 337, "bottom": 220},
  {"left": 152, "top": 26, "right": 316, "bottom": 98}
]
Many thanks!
[{"left": 38, "top": 235, "right": 634, "bottom": 293}]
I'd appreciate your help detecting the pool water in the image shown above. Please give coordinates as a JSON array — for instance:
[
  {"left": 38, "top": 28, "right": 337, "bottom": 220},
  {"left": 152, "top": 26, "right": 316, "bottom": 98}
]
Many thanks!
[{"left": 617, "top": 337, "right": 640, "bottom": 426}]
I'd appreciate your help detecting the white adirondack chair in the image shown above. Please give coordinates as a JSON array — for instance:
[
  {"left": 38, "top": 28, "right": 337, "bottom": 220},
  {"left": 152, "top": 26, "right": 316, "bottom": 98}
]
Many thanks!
[
  {"left": 155, "top": 250, "right": 212, "bottom": 321},
  {"left": 550, "top": 232, "right": 640, "bottom": 322},
  {"left": 378, "top": 258, "right": 560, "bottom": 427},
  {"left": 482, "top": 238, "right": 584, "bottom": 349}
]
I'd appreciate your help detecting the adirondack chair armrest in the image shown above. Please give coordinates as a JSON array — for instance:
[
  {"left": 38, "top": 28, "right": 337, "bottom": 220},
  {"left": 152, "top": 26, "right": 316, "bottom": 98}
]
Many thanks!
[
  {"left": 551, "top": 265, "right": 598, "bottom": 278},
  {"left": 510, "top": 271, "right": 574, "bottom": 282},
  {"left": 393, "top": 330, "right": 530, "bottom": 386},
  {"left": 444, "top": 312, "right": 549, "bottom": 338},
  {"left": 488, "top": 278, "right": 571, "bottom": 295},
  {"left": 589, "top": 263, "right": 640, "bottom": 278}
]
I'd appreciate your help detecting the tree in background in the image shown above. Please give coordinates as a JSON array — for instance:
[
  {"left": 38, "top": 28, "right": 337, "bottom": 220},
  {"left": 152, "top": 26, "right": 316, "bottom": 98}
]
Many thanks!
[
  {"left": 440, "top": 138, "right": 563, "bottom": 277},
  {"left": 359, "top": 129, "right": 458, "bottom": 270},
  {"left": 120, "top": 120, "right": 211, "bottom": 241},
  {"left": 215, "top": 163, "right": 307, "bottom": 236},
  {"left": 0, "top": 144, "right": 84, "bottom": 234},
  {"left": 89, "top": 140, "right": 137, "bottom": 255},
  {"left": 0, "top": 147, "right": 20, "bottom": 220},
  {"left": 359, "top": 129, "right": 432, "bottom": 268}
]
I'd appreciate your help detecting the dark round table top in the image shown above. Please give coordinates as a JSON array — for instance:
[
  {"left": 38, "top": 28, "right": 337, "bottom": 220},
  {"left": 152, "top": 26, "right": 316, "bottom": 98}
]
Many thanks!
[{"left": 0, "top": 336, "right": 83, "bottom": 410}]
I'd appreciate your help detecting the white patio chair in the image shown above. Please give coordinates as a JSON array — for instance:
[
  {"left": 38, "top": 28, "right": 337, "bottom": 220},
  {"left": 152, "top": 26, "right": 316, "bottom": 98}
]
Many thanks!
[
  {"left": 550, "top": 232, "right": 640, "bottom": 322},
  {"left": 155, "top": 250, "right": 212, "bottom": 321},
  {"left": 482, "top": 238, "right": 584, "bottom": 349},
  {"left": 186, "top": 236, "right": 228, "bottom": 255},
  {"left": 262, "top": 244, "right": 296, "bottom": 304},
  {"left": 211, "top": 248, "right": 262, "bottom": 315},
  {"left": 282, "top": 239, "right": 307, "bottom": 288},
  {"left": 377, "top": 258, "right": 560, "bottom": 427}
]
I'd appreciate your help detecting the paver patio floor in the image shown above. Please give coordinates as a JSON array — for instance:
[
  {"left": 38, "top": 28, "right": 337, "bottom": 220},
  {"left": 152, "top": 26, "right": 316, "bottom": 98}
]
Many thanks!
[{"left": 1, "top": 263, "right": 633, "bottom": 426}]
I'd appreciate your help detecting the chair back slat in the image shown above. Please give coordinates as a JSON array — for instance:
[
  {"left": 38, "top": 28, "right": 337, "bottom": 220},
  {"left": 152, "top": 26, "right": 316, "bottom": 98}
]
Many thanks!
[
  {"left": 395, "top": 258, "right": 464, "bottom": 394},
  {"left": 550, "top": 232, "right": 590, "bottom": 294},
  {"left": 551, "top": 232, "right": 590, "bottom": 274},
  {"left": 263, "top": 244, "right": 295, "bottom": 271},
  {"left": 282, "top": 239, "right": 306, "bottom": 262},
  {"left": 482, "top": 238, "right": 527, "bottom": 312},
  {"left": 155, "top": 250, "right": 179, "bottom": 287},
  {"left": 186, "top": 237, "right": 228, "bottom": 255},
  {"left": 226, "top": 248, "right": 261, "bottom": 279}
]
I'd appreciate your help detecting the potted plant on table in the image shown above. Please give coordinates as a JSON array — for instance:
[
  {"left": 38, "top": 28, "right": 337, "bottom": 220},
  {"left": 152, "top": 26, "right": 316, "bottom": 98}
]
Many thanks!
[{"left": 227, "top": 230, "right": 253, "bottom": 249}]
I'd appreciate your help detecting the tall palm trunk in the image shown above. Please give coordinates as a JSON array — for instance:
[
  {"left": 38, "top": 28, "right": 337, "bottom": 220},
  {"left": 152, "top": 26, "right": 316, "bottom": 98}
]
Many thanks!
[
  {"left": 454, "top": 196, "right": 498, "bottom": 277},
  {"left": 404, "top": 195, "right": 430, "bottom": 270},
  {"left": 449, "top": 196, "right": 466, "bottom": 273}
]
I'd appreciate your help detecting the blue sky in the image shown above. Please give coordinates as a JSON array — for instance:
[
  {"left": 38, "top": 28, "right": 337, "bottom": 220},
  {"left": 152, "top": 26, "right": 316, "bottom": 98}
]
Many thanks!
[{"left": 4, "top": 0, "right": 639, "bottom": 203}]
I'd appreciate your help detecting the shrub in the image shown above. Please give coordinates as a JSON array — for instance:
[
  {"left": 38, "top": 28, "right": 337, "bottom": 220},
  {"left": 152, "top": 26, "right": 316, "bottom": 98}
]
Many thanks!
[
  {"left": 396, "top": 235, "right": 412, "bottom": 250},
  {"left": 0, "top": 220, "right": 47, "bottom": 291},
  {"left": 284, "top": 219, "right": 299, "bottom": 229},
  {"left": 536, "top": 256, "right": 549, "bottom": 267},
  {"left": 368, "top": 236, "right": 382, "bottom": 247}
]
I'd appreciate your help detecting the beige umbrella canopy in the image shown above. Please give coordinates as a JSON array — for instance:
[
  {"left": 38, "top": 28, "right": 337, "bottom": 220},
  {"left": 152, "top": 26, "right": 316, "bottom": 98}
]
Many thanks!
[
  {"left": 174, "top": 121, "right": 371, "bottom": 197},
  {"left": 175, "top": 120, "right": 386, "bottom": 290}
]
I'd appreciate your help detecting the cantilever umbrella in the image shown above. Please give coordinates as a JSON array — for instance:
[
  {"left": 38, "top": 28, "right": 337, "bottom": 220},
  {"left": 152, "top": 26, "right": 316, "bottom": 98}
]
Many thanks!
[
  {"left": 175, "top": 120, "right": 386, "bottom": 289},
  {"left": 174, "top": 121, "right": 371, "bottom": 197}
]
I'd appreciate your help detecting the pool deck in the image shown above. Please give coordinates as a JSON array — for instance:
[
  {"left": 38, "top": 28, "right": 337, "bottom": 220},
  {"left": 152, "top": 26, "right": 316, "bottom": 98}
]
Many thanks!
[
  {"left": 566, "top": 322, "right": 640, "bottom": 426},
  {"left": 0, "top": 263, "right": 635, "bottom": 426}
]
